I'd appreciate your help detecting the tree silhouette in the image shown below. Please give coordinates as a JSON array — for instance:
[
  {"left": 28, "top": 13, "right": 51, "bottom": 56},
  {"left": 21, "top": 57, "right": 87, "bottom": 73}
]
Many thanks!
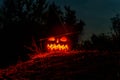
[
  {"left": 43, "top": 2, "right": 64, "bottom": 36},
  {"left": 64, "top": 6, "right": 85, "bottom": 50},
  {"left": 47, "top": 2, "right": 63, "bottom": 27},
  {"left": 64, "top": 6, "right": 76, "bottom": 26},
  {"left": 111, "top": 14, "right": 120, "bottom": 51},
  {"left": 90, "top": 33, "right": 113, "bottom": 51},
  {"left": 0, "top": 0, "right": 48, "bottom": 67},
  {"left": 111, "top": 14, "right": 120, "bottom": 37}
]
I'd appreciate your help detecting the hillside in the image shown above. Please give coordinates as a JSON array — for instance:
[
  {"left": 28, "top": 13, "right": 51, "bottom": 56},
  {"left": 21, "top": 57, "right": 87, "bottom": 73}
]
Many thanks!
[{"left": 0, "top": 51, "right": 119, "bottom": 80}]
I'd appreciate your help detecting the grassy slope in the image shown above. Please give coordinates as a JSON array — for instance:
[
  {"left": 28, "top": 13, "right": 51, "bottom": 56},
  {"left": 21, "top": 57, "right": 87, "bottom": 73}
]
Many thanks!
[{"left": 0, "top": 51, "right": 119, "bottom": 80}]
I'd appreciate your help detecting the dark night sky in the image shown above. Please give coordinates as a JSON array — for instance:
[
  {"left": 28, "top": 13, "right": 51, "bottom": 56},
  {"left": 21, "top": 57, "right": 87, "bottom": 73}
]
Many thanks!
[
  {"left": 0, "top": 0, "right": 120, "bottom": 40},
  {"left": 48, "top": 0, "right": 120, "bottom": 40}
]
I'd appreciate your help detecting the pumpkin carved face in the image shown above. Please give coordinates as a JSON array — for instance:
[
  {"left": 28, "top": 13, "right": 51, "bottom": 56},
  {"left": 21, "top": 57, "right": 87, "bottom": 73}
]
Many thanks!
[{"left": 46, "top": 36, "right": 70, "bottom": 52}]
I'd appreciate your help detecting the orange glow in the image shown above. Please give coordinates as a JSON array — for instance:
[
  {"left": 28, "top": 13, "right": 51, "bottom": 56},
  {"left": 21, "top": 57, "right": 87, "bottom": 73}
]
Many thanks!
[
  {"left": 56, "top": 39, "right": 59, "bottom": 43},
  {"left": 47, "top": 44, "right": 69, "bottom": 51},
  {"left": 60, "top": 36, "right": 67, "bottom": 42},
  {"left": 48, "top": 37, "right": 55, "bottom": 41},
  {"left": 46, "top": 36, "right": 70, "bottom": 52}
]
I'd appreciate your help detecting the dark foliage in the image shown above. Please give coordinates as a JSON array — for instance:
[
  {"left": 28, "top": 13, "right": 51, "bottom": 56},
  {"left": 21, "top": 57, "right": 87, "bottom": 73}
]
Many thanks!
[
  {"left": 0, "top": 0, "right": 48, "bottom": 68},
  {"left": 81, "top": 14, "right": 120, "bottom": 51},
  {"left": 64, "top": 6, "right": 85, "bottom": 50},
  {"left": 111, "top": 14, "right": 120, "bottom": 37},
  {"left": 0, "top": 0, "right": 85, "bottom": 68}
]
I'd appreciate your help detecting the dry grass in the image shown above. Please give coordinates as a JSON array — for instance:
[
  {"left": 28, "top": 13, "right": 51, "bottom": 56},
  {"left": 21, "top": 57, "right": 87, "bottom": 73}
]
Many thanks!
[{"left": 0, "top": 51, "right": 119, "bottom": 80}]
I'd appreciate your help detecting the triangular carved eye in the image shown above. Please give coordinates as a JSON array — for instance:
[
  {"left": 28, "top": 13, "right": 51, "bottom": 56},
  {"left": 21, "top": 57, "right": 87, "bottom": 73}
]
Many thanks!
[
  {"left": 60, "top": 36, "right": 67, "bottom": 42},
  {"left": 48, "top": 37, "right": 55, "bottom": 41}
]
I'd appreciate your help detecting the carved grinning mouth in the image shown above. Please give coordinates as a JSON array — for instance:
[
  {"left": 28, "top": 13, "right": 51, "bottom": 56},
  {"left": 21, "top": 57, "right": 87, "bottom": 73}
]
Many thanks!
[{"left": 47, "top": 44, "right": 69, "bottom": 51}]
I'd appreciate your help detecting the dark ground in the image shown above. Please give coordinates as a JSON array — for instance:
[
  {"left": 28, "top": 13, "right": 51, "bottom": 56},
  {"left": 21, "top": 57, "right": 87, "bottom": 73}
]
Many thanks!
[{"left": 0, "top": 51, "right": 119, "bottom": 80}]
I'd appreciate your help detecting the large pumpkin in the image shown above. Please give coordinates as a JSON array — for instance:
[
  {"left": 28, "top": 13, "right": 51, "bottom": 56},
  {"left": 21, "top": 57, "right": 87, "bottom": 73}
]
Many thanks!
[{"left": 46, "top": 36, "right": 71, "bottom": 52}]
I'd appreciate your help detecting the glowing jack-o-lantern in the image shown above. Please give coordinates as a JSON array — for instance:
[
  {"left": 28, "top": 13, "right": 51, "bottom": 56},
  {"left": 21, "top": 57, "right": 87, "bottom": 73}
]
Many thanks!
[{"left": 46, "top": 36, "right": 70, "bottom": 52}]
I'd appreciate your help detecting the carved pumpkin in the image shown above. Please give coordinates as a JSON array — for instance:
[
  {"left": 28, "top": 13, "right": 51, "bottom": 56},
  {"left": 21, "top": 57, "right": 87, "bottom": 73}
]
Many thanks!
[{"left": 46, "top": 36, "right": 70, "bottom": 52}]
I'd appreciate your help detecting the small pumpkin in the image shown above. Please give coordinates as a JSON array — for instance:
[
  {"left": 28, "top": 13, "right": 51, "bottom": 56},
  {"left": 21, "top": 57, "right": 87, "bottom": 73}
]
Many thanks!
[{"left": 46, "top": 36, "right": 70, "bottom": 52}]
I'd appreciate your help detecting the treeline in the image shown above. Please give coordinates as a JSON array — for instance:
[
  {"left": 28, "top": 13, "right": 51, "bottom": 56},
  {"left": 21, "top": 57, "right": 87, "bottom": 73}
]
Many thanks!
[{"left": 81, "top": 14, "right": 120, "bottom": 51}]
